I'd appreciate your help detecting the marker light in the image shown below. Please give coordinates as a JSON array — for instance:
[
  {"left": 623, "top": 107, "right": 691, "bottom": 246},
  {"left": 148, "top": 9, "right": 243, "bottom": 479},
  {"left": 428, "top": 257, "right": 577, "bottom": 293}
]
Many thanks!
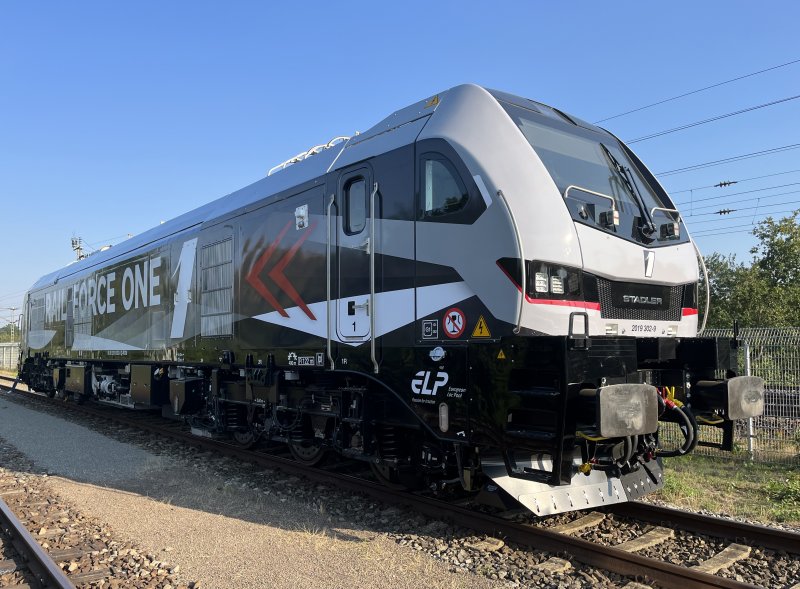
[
  {"left": 534, "top": 272, "right": 549, "bottom": 293},
  {"left": 438, "top": 403, "right": 449, "bottom": 432},
  {"left": 660, "top": 222, "right": 680, "bottom": 239},
  {"left": 550, "top": 275, "right": 564, "bottom": 294},
  {"left": 599, "top": 209, "right": 619, "bottom": 228}
]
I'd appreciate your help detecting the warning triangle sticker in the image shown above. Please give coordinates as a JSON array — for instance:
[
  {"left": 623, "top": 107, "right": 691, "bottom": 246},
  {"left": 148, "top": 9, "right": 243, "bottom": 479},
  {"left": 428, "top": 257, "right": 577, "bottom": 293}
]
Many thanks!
[
  {"left": 472, "top": 315, "right": 491, "bottom": 338},
  {"left": 497, "top": 350, "right": 506, "bottom": 360}
]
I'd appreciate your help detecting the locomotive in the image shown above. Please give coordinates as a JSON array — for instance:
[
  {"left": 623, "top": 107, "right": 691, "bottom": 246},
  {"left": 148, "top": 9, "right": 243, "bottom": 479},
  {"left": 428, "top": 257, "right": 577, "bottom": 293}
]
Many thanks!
[{"left": 18, "top": 84, "right": 764, "bottom": 516}]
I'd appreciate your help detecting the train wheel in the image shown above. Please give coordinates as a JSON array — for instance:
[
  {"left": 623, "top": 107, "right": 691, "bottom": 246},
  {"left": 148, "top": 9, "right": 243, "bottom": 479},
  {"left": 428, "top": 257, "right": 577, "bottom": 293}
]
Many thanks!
[
  {"left": 288, "top": 438, "right": 327, "bottom": 465},
  {"left": 232, "top": 429, "right": 257, "bottom": 449},
  {"left": 369, "top": 462, "right": 409, "bottom": 490}
]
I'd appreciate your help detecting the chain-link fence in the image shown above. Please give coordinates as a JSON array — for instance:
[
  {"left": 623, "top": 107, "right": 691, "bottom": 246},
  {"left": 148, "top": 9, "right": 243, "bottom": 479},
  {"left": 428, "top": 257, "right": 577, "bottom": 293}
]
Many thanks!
[
  {"left": 0, "top": 342, "right": 19, "bottom": 372},
  {"left": 700, "top": 328, "right": 800, "bottom": 464}
]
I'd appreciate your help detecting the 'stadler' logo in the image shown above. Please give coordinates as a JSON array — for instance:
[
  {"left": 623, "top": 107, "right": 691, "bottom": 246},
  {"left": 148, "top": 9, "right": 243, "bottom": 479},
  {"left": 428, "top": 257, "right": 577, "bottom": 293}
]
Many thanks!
[{"left": 622, "top": 295, "right": 662, "bottom": 305}]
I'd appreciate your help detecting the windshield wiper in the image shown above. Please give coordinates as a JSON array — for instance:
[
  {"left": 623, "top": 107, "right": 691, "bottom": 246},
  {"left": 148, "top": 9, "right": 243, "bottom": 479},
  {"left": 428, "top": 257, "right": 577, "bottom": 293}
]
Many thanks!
[{"left": 599, "top": 143, "right": 656, "bottom": 238}]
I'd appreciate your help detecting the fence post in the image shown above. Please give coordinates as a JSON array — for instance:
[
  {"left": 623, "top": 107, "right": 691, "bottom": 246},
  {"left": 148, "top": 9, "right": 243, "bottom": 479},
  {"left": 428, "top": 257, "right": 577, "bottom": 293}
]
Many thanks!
[{"left": 744, "top": 340, "right": 754, "bottom": 460}]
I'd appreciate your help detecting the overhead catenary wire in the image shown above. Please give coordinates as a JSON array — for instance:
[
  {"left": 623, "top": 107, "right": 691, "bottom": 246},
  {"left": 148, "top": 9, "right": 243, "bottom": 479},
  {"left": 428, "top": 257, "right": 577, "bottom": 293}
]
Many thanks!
[
  {"left": 673, "top": 182, "right": 800, "bottom": 206},
  {"left": 688, "top": 207, "right": 800, "bottom": 227},
  {"left": 693, "top": 228, "right": 764, "bottom": 238},
  {"left": 668, "top": 168, "right": 800, "bottom": 195},
  {"left": 687, "top": 198, "right": 800, "bottom": 218},
  {"left": 692, "top": 222, "right": 767, "bottom": 234},
  {"left": 0, "top": 289, "right": 31, "bottom": 304},
  {"left": 656, "top": 144, "right": 800, "bottom": 176},
  {"left": 626, "top": 94, "right": 800, "bottom": 144},
  {"left": 684, "top": 190, "right": 800, "bottom": 214},
  {"left": 594, "top": 58, "right": 800, "bottom": 123}
]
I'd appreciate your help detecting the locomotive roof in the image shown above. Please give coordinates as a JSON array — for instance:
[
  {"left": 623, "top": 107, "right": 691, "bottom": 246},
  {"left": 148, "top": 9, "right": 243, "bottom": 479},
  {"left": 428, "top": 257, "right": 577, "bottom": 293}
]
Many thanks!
[{"left": 29, "top": 84, "right": 588, "bottom": 292}]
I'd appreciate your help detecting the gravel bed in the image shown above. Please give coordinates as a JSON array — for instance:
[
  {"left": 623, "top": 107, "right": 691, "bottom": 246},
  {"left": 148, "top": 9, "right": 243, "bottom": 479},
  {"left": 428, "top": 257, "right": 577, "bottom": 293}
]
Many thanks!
[
  {"left": 641, "top": 495, "right": 800, "bottom": 534},
  {"left": 4, "top": 389, "right": 800, "bottom": 588},
  {"left": 0, "top": 436, "right": 196, "bottom": 589}
]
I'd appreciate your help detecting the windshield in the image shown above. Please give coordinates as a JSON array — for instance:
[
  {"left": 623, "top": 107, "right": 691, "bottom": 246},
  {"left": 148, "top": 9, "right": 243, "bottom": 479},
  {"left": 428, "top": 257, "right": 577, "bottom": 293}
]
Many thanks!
[{"left": 500, "top": 101, "right": 686, "bottom": 245}]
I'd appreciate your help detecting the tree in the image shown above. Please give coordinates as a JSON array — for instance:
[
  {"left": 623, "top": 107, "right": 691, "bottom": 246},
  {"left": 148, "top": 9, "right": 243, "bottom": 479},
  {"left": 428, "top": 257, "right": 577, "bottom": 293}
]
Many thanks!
[
  {"left": 701, "top": 211, "right": 800, "bottom": 329},
  {"left": 751, "top": 210, "right": 800, "bottom": 286},
  {"left": 0, "top": 323, "right": 19, "bottom": 343}
]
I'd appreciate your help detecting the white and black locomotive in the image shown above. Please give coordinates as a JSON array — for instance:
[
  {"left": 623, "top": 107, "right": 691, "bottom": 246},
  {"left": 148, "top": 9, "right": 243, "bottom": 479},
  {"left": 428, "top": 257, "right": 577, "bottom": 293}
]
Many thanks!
[{"left": 18, "top": 85, "right": 764, "bottom": 515}]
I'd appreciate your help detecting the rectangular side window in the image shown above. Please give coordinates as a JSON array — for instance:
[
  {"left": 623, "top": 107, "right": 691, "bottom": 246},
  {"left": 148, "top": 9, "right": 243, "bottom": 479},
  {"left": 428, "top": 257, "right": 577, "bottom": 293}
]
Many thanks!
[{"left": 345, "top": 178, "right": 367, "bottom": 234}]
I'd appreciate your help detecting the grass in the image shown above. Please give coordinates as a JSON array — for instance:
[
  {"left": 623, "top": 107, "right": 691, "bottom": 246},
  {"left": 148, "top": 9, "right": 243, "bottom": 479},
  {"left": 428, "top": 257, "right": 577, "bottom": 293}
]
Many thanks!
[{"left": 657, "top": 454, "right": 800, "bottom": 524}]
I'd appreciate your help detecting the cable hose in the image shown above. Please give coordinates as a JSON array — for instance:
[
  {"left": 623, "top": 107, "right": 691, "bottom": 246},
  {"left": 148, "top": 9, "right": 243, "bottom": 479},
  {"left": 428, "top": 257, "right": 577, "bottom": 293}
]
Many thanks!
[
  {"left": 656, "top": 405, "right": 699, "bottom": 457},
  {"left": 624, "top": 435, "right": 639, "bottom": 464}
]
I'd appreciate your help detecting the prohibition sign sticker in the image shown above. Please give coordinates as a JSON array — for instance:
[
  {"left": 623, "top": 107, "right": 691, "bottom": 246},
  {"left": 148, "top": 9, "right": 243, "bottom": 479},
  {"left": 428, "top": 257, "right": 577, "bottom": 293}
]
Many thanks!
[{"left": 443, "top": 307, "right": 466, "bottom": 339}]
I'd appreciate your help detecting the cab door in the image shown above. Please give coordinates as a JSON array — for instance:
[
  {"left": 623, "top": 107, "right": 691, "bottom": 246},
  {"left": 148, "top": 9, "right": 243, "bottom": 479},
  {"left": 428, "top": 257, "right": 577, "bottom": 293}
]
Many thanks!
[{"left": 336, "top": 167, "right": 373, "bottom": 344}]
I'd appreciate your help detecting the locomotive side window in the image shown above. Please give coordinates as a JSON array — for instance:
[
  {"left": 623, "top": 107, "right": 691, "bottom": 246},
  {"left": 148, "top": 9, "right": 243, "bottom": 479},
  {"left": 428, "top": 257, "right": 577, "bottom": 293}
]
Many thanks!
[
  {"left": 345, "top": 177, "right": 367, "bottom": 234},
  {"left": 421, "top": 157, "right": 468, "bottom": 218}
]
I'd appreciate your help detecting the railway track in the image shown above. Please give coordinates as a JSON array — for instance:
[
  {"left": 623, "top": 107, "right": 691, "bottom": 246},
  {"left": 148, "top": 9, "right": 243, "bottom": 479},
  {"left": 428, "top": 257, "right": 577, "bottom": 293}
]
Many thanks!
[
  {"left": 2, "top": 374, "right": 797, "bottom": 589},
  {"left": 0, "top": 485, "right": 75, "bottom": 588}
]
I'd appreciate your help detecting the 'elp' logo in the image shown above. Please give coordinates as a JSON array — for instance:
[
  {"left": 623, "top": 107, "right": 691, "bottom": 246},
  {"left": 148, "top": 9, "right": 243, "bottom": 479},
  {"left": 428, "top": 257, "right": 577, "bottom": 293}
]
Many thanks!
[{"left": 411, "top": 371, "right": 449, "bottom": 396}]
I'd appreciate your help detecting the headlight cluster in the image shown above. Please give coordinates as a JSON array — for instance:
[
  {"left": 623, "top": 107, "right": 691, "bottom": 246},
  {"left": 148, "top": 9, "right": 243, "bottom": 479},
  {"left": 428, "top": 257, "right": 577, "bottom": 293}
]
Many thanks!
[{"left": 528, "top": 262, "right": 582, "bottom": 299}]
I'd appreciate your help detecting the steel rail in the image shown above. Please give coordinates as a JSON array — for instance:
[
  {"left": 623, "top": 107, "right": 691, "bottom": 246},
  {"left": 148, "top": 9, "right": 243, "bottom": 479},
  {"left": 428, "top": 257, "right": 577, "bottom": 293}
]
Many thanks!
[
  {"left": 0, "top": 494, "right": 75, "bottom": 588},
  {"left": 610, "top": 501, "right": 800, "bottom": 554},
  {"left": 0, "top": 383, "right": 771, "bottom": 589}
]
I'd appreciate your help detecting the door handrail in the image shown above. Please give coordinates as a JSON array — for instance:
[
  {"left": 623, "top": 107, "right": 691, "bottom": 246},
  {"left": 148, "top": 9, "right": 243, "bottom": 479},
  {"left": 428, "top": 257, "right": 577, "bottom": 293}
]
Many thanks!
[
  {"left": 369, "top": 182, "right": 379, "bottom": 374},
  {"left": 326, "top": 193, "right": 335, "bottom": 370}
]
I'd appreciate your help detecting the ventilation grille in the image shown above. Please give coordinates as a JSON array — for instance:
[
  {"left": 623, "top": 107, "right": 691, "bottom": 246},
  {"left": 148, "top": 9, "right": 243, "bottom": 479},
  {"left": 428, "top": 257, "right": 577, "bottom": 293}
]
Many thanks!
[
  {"left": 29, "top": 297, "right": 45, "bottom": 330},
  {"left": 597, "top": 278, "right": 682, "bottom": 322},
  {"left": 201, "top": 238, "right": 233, "bottom": 337}
]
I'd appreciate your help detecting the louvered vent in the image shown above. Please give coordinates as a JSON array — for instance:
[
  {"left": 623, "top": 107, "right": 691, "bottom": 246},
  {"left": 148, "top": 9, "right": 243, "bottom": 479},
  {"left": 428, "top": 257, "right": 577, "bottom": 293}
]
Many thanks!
[{"left": 201, "top": 238, "right": 234, "bottom": 337}]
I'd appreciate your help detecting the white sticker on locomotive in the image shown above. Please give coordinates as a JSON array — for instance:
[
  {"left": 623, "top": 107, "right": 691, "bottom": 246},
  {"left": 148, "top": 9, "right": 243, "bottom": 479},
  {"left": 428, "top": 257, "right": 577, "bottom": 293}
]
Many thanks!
[
  {"left": 630, "top": 324, "right": 657, "bottom": 333},
  {"left": 411, "top": 370, "right": 449, "bottom": 396},
  {"left": 422, "top": 319, "right": 439, "bottom": 339},
  {"left": 429, "top": 346, "right": 446, "bottom": 362},
  {"left": 298, "top": 356, "right": 315, "bottom": 366},
  {"left": 443, "top": 308, "right": 466, "bottom": 339}
]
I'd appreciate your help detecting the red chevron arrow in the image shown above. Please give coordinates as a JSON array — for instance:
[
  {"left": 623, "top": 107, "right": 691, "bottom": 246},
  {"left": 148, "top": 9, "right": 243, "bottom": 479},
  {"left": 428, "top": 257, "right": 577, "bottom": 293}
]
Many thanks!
[{"left": 245, "top": 219, "right": 317, "bottom": 320}]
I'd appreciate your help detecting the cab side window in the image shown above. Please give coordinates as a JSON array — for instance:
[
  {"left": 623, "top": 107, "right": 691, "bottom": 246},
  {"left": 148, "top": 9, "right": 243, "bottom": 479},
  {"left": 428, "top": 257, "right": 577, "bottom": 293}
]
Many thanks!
[
  {"left": 421, "top": 156, "right": 469, "bottom": 218},
  {"left": 344, "top": 177, "right": 367, "bottom": 234}
]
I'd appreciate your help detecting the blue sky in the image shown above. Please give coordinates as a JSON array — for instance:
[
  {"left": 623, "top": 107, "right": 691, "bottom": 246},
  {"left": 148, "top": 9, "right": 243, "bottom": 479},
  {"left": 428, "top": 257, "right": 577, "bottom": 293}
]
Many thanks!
[{"left": 1, "top": 1, "right": 799, "bottom": 325}]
